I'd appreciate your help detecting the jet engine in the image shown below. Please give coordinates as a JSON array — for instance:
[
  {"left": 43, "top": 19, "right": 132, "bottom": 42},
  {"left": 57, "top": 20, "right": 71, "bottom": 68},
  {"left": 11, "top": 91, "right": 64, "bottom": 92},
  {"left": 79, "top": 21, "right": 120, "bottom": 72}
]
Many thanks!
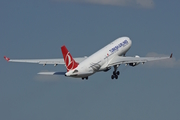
[
  {"left": 129, "top": 55, "right": 140, "bottom": 67},
  {"left": 129, "top": 62, "right": 140, "bottom": 67}
]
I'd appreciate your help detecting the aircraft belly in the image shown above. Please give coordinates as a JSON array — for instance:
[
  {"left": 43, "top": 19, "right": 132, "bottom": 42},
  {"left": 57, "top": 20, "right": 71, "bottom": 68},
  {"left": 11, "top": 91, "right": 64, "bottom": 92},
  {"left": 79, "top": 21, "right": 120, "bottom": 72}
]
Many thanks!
[{"left": 71, "top": 73, "right": 94, "bottom": 78}]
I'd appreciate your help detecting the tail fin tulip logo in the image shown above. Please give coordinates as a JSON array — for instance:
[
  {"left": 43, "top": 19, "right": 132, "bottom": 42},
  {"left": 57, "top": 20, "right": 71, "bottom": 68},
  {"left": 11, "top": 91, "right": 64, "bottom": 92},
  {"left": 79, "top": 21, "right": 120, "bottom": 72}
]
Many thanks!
[{"left": 65, "top": 52, "right": 74, "bottom": 70}]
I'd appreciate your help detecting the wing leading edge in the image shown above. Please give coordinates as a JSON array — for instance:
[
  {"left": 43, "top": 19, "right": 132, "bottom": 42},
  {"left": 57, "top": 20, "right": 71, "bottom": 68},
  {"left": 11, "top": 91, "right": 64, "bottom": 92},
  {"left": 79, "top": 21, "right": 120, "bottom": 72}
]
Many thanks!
[
  {"left": 4, "top": 56, "right": 87, "bottom": 65},
  {"left": 107, "top": 53, "right": 173, "bottom": 67}
]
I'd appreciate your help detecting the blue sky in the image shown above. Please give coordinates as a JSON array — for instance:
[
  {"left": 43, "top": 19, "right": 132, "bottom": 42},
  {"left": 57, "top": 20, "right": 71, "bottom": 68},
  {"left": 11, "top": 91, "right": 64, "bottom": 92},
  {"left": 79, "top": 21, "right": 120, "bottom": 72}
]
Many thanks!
[{"left": 0, "top": 0, "right": 180, "bottom": 120}]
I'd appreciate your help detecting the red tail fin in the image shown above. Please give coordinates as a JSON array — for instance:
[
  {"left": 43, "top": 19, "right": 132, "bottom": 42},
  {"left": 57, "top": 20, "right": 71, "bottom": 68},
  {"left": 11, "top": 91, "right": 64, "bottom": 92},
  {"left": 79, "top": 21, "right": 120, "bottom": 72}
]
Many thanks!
[{"left": 61, "top": 46, "right": 79, "bottom": 72}]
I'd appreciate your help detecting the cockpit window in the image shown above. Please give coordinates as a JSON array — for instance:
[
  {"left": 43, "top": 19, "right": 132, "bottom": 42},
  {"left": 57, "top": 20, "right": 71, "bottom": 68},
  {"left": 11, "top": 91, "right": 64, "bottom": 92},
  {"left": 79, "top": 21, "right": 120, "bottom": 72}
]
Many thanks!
[{"left": 73, "top": 70, "right": 78, "bottom": 73}]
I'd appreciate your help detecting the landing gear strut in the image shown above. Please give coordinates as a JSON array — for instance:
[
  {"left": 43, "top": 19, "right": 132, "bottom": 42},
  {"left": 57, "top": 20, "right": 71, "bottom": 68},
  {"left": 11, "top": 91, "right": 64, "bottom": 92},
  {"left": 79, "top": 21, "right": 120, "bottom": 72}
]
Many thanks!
[{"left": 111, "top": 65, "right": 120, "bottom": 80}]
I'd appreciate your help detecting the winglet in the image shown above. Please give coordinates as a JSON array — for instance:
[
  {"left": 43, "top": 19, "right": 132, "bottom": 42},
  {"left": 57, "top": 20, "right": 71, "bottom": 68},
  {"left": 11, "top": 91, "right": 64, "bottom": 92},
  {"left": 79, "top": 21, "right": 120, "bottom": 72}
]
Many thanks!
[
  {"left": 170, "top": 53, "right": 173, "bottom": 58},
  {"left": 4, "top": 56, "right": 10, "bottom": 62}
]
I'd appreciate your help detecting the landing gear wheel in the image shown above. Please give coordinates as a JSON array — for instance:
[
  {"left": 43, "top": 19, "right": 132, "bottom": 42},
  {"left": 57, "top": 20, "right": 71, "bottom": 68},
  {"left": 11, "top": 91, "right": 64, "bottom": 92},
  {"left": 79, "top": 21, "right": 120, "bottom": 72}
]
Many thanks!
[
  {"left": 82, "top": 78, "right": 84, "bottom": 80},
  {"left": 115, "top": 75, "right": 118, "bottom": 79},
  {"left": 111, "top": 75, "right": 114, "bottom": 79},
  {"left": 116, "top": 71, "right": 120, "bottom": 75},
  {"left": 86, "top": 77, "right": 88, "bottom": 80}
]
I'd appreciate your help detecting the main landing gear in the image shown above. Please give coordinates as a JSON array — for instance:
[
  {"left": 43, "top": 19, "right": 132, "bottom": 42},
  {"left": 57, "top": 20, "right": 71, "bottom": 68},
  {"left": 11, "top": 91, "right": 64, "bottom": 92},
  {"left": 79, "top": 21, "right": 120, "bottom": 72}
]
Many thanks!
[
  {"left": 111, "top": 65, "right": 120, "bottom": 80},
  {"left": 82, "top": 77, "right": 88, "bottom": 80},
  {"left": 111, "top": 71, "right": 120, "bottom": 79}
]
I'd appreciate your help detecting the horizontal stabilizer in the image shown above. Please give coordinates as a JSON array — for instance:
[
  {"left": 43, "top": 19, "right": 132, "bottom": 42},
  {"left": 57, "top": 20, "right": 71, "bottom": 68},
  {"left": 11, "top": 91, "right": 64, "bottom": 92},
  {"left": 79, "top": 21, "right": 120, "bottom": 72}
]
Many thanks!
[{"left": 38, "top": 72, "right": 66, "bottom": 75}]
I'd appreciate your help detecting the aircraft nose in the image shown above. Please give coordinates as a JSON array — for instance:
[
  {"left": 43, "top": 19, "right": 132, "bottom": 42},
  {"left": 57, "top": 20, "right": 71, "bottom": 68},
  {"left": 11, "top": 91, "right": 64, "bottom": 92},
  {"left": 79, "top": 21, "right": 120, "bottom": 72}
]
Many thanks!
[{"left": 128, "top": 38, "right": 132, "bottom": 46}]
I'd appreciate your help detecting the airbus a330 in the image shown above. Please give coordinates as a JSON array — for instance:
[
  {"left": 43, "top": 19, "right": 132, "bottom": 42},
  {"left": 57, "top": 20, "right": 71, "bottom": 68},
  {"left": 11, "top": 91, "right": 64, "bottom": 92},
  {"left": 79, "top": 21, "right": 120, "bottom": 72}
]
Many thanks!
[{"left": 4, "top": 37, "right": 172, "bottom": 80}]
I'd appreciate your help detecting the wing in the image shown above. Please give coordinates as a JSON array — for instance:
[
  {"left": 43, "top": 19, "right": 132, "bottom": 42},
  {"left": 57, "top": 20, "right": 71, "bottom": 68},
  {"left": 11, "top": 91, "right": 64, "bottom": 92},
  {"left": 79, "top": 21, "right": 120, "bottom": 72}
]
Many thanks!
[
  {"left": 107, "top": 53, "right": 173, "bottom": 67},
  {"left": 38, "top": 72, "right": 66, "bottom": 75},
  {"left": 4, "top": 56, "right": 87, "bottom": 65}
]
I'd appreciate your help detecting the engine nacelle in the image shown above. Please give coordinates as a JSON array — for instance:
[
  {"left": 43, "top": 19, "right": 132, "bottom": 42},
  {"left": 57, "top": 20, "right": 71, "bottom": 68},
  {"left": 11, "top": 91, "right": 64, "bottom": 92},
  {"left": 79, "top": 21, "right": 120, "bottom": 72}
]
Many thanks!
[
  {"left": 129, "top": 55, "right": 140, "bottom": 67},
  {"left": 129, "top": 62, "right": 140, "bottom": 67}
]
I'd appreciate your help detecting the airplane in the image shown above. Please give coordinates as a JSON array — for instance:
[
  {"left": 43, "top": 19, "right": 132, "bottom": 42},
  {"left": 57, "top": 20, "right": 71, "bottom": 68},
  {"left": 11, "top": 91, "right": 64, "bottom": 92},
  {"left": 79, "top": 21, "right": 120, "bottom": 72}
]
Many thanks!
[{"left": 4, "top": 37, "right": 172, "bottom": 80}]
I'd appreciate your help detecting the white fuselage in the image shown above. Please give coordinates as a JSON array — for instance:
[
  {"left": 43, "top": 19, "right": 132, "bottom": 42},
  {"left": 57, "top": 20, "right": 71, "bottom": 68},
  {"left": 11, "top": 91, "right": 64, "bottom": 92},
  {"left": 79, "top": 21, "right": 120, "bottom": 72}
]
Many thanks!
[{"left": 65, "top": 37, "right": 132, "bottom": 78}]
